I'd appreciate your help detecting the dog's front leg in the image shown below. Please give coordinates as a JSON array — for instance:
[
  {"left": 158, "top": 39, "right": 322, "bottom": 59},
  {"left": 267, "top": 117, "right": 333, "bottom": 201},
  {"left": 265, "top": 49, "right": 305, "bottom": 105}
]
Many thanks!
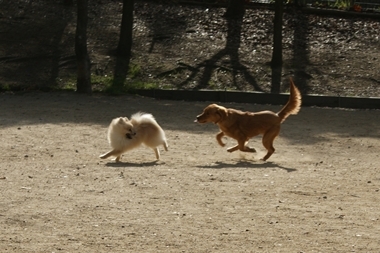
[
  {"left": 243, "top": 140, "right": 256, "bottom": 152},
  {"left": 100, "top": 149, "right": 123, "bottom": 161},
  {"left": 100, "top": 149, "right": 119, "bottom": 159},
  {"left": 216, "top": 131, "right": 226, "bottom": 147}
]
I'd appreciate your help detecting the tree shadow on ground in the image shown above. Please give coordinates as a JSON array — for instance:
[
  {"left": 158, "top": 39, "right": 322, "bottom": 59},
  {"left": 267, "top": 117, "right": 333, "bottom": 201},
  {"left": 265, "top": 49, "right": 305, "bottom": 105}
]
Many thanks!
[
  {"left": 197, "top": 160, "right": 297, "bottom": 172},
  {"left": 163, "top": 9, "right": 262, "bottom": 92},
  {"left": 136, "top": 2, "right": 189, "bottom": 56}
]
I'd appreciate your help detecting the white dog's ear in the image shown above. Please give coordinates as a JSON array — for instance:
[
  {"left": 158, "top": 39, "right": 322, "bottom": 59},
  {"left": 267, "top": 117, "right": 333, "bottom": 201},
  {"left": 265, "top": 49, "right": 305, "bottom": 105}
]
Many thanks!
[{"left": 117, "top": 118, "right": 126, "bottom": 124}]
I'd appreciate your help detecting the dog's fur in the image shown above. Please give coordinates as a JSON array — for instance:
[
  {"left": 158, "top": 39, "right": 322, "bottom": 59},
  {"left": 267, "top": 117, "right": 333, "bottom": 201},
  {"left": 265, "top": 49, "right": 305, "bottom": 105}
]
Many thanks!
[
  {"left": 195, "top": 78, "right": 301, "bottom": 161},
  {"left": 99, "top": 112, "right": 168, "bottom": 162}
]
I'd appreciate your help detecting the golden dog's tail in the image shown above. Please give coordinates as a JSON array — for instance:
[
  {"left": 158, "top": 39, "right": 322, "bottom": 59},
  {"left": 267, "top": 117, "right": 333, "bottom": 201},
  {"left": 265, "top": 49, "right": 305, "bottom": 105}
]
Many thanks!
[{"left": 277, "top": 78, "right": 302, "bottom": 123}]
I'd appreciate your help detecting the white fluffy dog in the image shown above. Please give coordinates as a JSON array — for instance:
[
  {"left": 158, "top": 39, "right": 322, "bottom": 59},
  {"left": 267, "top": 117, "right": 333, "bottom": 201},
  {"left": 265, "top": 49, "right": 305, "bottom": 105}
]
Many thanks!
[{"left": 99, "top": 112, "right": 168, "bottom": 162}]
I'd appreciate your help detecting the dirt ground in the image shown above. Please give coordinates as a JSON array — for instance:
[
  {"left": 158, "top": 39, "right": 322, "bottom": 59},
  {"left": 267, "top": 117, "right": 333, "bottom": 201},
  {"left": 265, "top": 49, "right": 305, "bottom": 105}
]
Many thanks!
[{"left": 1, "top": 91, "right": 379, "bottom": 252}]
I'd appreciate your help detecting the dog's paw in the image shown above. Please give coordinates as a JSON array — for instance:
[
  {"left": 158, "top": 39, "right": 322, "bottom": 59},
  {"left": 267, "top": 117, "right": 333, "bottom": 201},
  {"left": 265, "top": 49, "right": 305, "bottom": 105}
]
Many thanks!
[
  {"left": 217, "top": 141, "right": 226, "bottom": 147},
  {"left": 227, "top": 147, "right": 237, "bottom": 152},
  {"left": 246, "top": 147, "right": 256, "bottom": 153}
]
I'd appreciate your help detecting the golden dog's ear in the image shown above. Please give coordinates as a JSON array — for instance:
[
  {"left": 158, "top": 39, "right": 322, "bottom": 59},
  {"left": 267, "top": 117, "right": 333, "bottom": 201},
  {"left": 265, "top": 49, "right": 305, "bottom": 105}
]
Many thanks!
[{"left": 216, "top": 107, "right": 227, "bottom": 122}]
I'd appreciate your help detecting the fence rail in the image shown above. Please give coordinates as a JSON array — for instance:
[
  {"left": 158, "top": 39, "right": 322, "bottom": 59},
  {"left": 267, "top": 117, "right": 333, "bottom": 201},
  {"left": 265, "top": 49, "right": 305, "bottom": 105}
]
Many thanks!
[{"left": 180, "top": 0, "right": 380, "bottom": 13}]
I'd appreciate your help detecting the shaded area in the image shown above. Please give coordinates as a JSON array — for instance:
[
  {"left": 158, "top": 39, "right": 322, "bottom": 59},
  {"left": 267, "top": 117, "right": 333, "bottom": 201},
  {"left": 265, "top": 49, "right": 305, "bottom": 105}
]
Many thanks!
[
  {"left": 135, "top": 2, "right": 189, "bottom": 57},
  {"left": 290, "top": 9, "right": 312, "bottom": 94},
  {"left": 105, "top": 160, "right": 162, "bottom": 167},
  {"left": 0, "top": 92, "right": 379, "bottom": 146},
  {"left": 197, "top": 160, "right": 297, "bottom": 172},
  {"left": 0, "top": 0, "right": 74, "bottom": 90},
  {"left": 175, "top": 11, "right": 262, "bottom": 91},
  {"left": 111, "top": 0, "right": 135, "bottom": 91},
  {"left": 138, "top": 3, "right": 263, "bottom": 91},
  {"left": 0, "top": 0, "right": 379, "bottom": 97}
]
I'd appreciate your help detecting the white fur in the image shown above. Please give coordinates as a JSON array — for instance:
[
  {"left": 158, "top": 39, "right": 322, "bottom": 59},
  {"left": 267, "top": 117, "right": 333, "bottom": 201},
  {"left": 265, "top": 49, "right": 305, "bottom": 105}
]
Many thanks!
[{"left": 100, "top": 112, "right": 168, "bottom": 162}]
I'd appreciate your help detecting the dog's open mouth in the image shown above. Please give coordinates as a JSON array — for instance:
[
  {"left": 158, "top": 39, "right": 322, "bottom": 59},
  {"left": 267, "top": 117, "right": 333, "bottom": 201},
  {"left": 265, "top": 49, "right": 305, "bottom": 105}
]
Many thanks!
[
  {"left": 194, "top": 117, "right": 205, "bottom": 123},
  {"left": 126, "top": 133, "right": 133, "bottom": 139}
]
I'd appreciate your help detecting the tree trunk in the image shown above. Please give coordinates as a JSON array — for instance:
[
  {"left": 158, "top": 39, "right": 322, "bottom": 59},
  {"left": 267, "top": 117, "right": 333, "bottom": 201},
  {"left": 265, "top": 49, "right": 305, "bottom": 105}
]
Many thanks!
[
  {"left": 113, "top": 0, "right": 134, "bottom": 89},
  {"left": 75, "top": 0, "right": 92, "bottom": 94},
  {"left": 224, "top": 0, "right": 245, "bottom": 19},
  {"left": 117, "top": 0, "right": 134, "bottom": 58},
  {"left": 270, "top": 0, "right": 283, "bottom": 93}
]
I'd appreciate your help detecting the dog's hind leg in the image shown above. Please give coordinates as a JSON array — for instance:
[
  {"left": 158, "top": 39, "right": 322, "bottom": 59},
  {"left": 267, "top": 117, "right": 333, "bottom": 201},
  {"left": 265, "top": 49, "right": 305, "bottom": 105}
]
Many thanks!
[
  {"left": 227, "top": 139, "right": 256, "bottom": 153},
  {"left": 99, "top": 149, "right": 121, "bottom": 160},
  {"left": 227, "top": 144, "right": 239, "bottom": 152},
  {"left": 261, "top": 126, "right": 280, "bottom": 161},
  {"left": 163, "top": 140, "right": 168, "bottom": 151}
]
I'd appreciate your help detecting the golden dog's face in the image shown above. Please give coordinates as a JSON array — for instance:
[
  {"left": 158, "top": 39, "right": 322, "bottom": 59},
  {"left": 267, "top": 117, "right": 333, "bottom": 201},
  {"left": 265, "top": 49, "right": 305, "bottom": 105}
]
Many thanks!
[{"left": 195, "top": 104, "right": 226, "bottom": 124}]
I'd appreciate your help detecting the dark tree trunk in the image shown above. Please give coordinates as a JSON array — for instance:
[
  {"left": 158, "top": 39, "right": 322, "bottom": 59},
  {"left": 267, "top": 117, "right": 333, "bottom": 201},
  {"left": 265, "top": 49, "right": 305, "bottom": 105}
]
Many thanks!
[
  {"left": 224, "top": 0, "right": 245, "bottom": 19},
  {"left": 270, "top": 0, "right": 283, "bottom": 93},
  {"left": 117, "top": 0, "right": 134, "bottom": 58},
  {"left": 75, "top": 0, "right": 92, "bottom": 94},
  {"left": 113, "top": 0, "right": 134, "bottom": 89}
]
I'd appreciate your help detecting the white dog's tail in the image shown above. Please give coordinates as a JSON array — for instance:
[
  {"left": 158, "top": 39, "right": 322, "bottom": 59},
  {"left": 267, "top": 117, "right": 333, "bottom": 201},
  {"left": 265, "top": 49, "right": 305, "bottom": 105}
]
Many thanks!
[{"left": 131, "top": 112, "right": 156, "bottom": 123}]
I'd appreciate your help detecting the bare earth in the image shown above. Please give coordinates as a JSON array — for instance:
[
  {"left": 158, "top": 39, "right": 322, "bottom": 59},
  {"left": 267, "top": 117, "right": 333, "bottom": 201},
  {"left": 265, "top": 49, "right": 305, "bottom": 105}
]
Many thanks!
[{"left": 1, "top": 91, "right": 380, "bottom": 252}]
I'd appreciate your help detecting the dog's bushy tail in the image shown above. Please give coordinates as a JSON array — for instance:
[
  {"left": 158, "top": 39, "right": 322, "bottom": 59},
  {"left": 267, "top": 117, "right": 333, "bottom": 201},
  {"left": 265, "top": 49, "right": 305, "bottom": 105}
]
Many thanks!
[{"left": 277, "top": 78, "right": 302, "bottom": 123}]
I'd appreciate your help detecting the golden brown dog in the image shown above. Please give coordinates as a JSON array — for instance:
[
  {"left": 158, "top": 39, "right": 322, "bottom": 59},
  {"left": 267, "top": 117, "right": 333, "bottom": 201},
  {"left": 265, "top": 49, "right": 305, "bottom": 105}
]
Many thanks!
[{"left": 195, "top": 79, "right": 301, "bottom": 161}]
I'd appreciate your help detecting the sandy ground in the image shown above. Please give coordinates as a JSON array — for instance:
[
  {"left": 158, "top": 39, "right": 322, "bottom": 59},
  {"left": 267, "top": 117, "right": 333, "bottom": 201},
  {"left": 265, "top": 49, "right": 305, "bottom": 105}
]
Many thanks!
[{"left": 1, "top": 91, "right": 380, "bottom": 252}]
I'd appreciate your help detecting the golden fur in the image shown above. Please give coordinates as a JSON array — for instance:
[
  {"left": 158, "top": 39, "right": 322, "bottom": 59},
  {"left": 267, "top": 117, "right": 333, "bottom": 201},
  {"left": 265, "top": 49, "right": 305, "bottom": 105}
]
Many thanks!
[
  {"left": 195, "top": 78, "right": 301, "bottom": 161},
  {"left": 100, "top": 112, "right": 168, "bottom": 162}
]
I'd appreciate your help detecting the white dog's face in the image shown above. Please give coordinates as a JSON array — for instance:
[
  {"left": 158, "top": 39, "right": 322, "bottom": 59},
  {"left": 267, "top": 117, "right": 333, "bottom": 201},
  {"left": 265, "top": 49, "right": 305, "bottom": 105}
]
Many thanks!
[{"left": 116, "top": 117, "right": 135, "bottom": 139}]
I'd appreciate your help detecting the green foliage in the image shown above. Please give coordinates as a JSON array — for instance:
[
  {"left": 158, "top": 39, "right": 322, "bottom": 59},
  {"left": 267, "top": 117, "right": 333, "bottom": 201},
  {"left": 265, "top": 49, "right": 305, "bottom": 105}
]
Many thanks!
[
  {"left": 56, "top": 76, "right": 77, "bottom": 91},
  {"left": 56, "top": 63, "right": 158, "bottom": 94},
  {"left": 0, "top": 83, "right": 10, "bottom": 92},
  {"left": 103, "top": 80, "right": 159, "bottom": 95},
  {"left": 92, "top": 73, "right": 159, "bottom": 95},
  {"left": 128, "top": 64, "right": 142, "bottom": 79},
  {"left": 0, "top": 59, "right": 160, "bottom": 94},
  {"left": 334, "top": 0, "right": 352, "bottom": 10},
  {"left": 91, "top": 74, "right": 114, "bottom": 90}
]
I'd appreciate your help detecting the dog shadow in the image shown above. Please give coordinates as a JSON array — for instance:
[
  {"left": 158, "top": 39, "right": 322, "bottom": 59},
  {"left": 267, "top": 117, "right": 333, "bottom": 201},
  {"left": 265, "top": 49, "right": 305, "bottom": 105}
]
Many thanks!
[
  {"left": 104, "top": 160, "right": 164, "bottom": 168},
  {"left": 197, "top": 161, "right": 296, "bottom": 172}
]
